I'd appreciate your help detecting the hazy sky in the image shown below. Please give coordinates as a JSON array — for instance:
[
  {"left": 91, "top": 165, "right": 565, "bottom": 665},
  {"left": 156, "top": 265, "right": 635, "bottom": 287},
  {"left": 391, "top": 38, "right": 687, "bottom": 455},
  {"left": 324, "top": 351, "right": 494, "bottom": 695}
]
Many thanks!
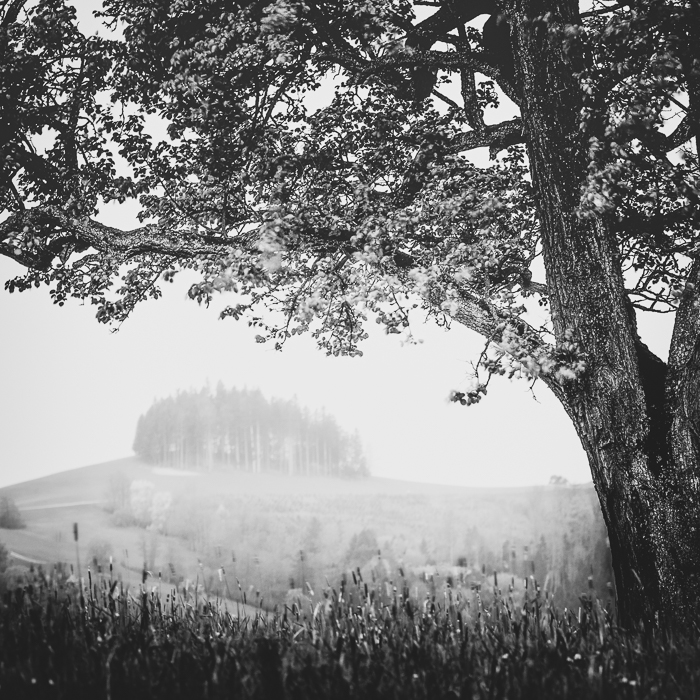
[
  {"left": 0, "top": 0, "right": 675, "bottom": 490},
  {"left": 1, "top": 240, "right": 598, "bottom": 489}
]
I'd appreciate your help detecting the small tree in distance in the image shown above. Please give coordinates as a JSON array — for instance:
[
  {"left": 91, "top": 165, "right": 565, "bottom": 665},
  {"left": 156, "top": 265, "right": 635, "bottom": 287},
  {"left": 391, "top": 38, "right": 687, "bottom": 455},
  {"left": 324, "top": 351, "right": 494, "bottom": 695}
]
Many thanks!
[
  {"left": 0, "top": 542, "right": 9, "bottom": 593},
  {"left": 344, "top": 529, "right": 381, "bottom": 572},
  {"left": 1, "top": 0, "right": 699, "bottom": 625},
  {"left": 0, "top": 497, "right": 25, "bottom": 530}
]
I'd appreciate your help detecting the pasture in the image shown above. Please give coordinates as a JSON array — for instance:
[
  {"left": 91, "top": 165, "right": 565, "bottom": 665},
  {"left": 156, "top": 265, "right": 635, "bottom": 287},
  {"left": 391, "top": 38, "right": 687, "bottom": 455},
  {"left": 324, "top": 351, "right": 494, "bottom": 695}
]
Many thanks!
[
  {"left": 0, "top": 458, "right": 612, "bottom": 613},
  {"left": 1, "top": 459, "right": 693, "bottom": 699}
]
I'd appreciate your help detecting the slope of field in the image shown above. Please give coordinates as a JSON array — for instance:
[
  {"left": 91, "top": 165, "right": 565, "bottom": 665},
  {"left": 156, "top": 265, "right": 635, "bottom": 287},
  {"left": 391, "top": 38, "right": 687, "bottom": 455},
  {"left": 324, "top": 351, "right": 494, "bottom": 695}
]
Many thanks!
[
  {"left": 0, "top": 455, "right": 536, "bottom": 565},
  {"left": 0, "top": 458, "right": 609, "bottom": 611},
  {"left": 1, "top": 455, "right": 540, "bottom": 503}
]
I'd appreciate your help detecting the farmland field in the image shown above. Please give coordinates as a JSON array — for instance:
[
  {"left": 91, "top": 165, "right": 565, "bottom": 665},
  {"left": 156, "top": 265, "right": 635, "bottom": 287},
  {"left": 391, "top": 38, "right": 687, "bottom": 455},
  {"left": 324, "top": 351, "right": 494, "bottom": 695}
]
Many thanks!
[
  {"left": 1, "top": 459, "right": 695, "bottom": 699},
  {"left": 1, "top": 458, "right": 612, "bottom": 613}
]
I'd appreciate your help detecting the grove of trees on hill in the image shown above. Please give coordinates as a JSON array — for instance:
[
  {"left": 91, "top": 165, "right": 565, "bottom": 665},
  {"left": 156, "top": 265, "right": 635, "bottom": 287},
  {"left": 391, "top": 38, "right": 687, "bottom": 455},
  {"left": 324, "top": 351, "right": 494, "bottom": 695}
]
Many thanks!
[
  {"left": 1, "top": 0, "right": 699, "bottom": 624},
  {"left": 133, "top": 386, "right": 368, "bottom": 477}
]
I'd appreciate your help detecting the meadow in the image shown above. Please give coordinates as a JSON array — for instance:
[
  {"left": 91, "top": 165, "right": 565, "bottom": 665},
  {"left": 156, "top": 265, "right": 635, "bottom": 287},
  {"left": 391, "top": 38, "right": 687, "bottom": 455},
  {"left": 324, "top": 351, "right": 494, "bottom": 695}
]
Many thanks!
[
  {"left": 0, "top": 458, "right": 612, "bottom": 612},
  {"left": 1, "top": 460, "right": 698, "bottom": 698},
  {"left": 2, "top": 561, "right": 700, "bottom": 699}
]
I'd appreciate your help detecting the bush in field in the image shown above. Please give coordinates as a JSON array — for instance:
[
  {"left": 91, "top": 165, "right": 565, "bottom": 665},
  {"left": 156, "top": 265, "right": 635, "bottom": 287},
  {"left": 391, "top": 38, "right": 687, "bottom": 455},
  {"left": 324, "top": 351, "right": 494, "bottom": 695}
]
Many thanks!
[
  {"left": 0, "top": 542, "right": 8, "bottom": 592},
  {"left": 115, "top": 480, "right": 173, "bottom": 532},
  {"left": 103, "top": 471, "right": 130, "bottom": 514},
  {"left": 343, "top": 528, "right": 379, "bottom": 570},
  {"left": 87, "top": 539, "right": 113, "bottom": 568},
  {"left": 149, "top": 491, "right": 172, "bottom": 533},
  {"left": 170, "top": 497, "right": 213, "bottom": 550},
  {"left": 0, "top": 564, "right": 30, "bottom": 593},
  {"left": 109, "top": 506, "right": 137, "bottom": 528},
  {"left": 130, "top": 479, "right": 155, "bottom": 525},
  {"left": 0, "top": 497, "right": 24, "bottom": 529}
]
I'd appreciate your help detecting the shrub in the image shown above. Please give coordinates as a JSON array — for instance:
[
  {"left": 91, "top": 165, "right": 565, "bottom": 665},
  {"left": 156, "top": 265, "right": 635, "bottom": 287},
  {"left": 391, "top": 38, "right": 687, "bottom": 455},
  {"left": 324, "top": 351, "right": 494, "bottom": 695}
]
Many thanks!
[
  {"left": 1, "top": 564, "right": 29, "bottom": 589},
  {"left": 87, "top": 538, "right": 113, "bottom": 568},
  {"left": 130, "top": 479, "right": 156, "bottom": 525},
  {"left": 103, "top": 472, "right": 130, "bottom": 514},
  {"left": 343, "top": 528, "right": 379, "bottom": 569},
  {"left": 0, "top": 497, "right": 24, "bottom": 529},
  {"left": 110, "top": 506, "right": 137, "bottom": 527},
  {"left": 150, "top": 491, "right": 172, "bottom": 533},
  {"left": 0, "top": 542, "right": 7, "bottom": 574}
]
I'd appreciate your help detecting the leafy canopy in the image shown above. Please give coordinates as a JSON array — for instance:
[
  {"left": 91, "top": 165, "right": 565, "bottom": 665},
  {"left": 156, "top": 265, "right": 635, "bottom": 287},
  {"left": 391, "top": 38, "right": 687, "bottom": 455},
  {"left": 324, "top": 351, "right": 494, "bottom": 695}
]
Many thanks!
[{"left": 1, "top": 0, "right": 697, "bottom": 399}]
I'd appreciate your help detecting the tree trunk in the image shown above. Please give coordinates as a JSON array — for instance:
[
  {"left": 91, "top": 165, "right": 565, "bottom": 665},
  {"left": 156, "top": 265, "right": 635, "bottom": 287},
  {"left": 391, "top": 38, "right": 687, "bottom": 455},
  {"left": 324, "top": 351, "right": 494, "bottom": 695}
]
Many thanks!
[{"left": 507, "top": 0, "right": 700, "bottom": 625}]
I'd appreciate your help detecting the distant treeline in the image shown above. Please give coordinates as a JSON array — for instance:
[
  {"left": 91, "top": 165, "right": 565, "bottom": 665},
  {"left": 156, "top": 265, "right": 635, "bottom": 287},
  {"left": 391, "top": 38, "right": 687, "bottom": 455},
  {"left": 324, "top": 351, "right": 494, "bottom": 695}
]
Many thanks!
[{"left": 133, "top": 385, "right": 368, "bottom": 477}]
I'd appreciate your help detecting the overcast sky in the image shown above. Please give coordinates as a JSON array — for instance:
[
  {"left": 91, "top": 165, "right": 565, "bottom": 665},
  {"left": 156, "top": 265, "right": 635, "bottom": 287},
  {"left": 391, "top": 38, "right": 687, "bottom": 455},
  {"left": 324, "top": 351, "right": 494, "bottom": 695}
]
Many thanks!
[
  {"left": 1, "top": 239, "right": 599, "bottom": 489},
  {"left": 0, "top": 0, "right": 675, "bottom": 489}
]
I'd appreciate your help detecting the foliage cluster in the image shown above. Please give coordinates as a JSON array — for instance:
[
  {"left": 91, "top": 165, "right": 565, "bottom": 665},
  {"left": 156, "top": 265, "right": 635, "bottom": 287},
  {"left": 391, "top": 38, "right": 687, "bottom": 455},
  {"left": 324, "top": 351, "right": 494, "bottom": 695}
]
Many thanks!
[
  {"left": 1, "top": 564, "right": 699, "bottom": 699},
  {"left": 133, "top": 385, "right": 368, "bottom": 477},
  {"left": 3, "top": 0, "right": 695, "bottom": 378},
  {"left": 86, "top": 538, "right": 114, "bottom": 568},
  {"left": 0, "top": 497, "right": 25, "bottom": 530},
  {"left": 0, "top": 543, "right": 7, "bottom": 578}
]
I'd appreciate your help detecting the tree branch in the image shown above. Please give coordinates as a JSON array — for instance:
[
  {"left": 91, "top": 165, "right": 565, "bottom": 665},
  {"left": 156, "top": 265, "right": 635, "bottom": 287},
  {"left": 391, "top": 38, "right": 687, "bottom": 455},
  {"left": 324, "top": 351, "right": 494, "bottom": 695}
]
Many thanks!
[
  {"left": 406, "top": 0, "right": 497, "bottom": 52},
  {"left": 314, "top": 47, "right": 520, "bottom": 105},
  {"left": 662, "top": 114, "right": 696, "bottom": 152},
  {"left": 443, "top": 117, "right": 524, "bottom": 155},
  {"left": 424, "top": 283, "right": 571, "bottom": 413},
  {"left": 391, "top": 117, "right": 525, "bottom": 209},
  {"left": 0, "top": 206, "right": 236, "bottom": 270},
  {"left": 458, "top": 23, "right": 485, "bottom": 133},
  {"left": 399, "top": 49, "right": 521, "bottom": 104},
  {"left": 1, "top": 0, "right": 27, "bottom": 27},
  {"left": 580, "top": 2, "right": 628, "bottom": 18}
]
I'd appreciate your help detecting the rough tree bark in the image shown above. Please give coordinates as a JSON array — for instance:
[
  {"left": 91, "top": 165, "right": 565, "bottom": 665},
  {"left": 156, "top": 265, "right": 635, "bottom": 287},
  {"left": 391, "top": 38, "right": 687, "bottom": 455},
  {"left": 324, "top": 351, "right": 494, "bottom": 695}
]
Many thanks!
[{"left": 505, "top": 0, "right": 700, "bottom": 625}]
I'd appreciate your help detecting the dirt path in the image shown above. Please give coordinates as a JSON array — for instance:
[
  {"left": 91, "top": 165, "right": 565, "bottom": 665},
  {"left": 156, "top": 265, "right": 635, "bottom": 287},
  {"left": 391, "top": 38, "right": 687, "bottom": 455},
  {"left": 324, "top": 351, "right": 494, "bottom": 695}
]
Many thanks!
[
  {"left": 9, "top": 551, "right": 47, "bottom": 565},
  {"left": 18, "top": 500, "right": 103, "bottom": 511}
]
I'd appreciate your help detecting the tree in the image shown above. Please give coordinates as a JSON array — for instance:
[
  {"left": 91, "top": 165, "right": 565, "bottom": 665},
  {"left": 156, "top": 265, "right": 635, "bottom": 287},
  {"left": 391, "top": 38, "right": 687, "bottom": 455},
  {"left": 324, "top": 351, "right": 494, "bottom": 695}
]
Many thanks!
[
  {"left": 0, "top": 541, "right": 9, "bottom": 594},
  {"left": 0, "top": 497, "right": 25, "bottom": 529},
  {"left": 344, "top": 528, "right": 380, "bottom": 570},
  {"left": 133, "top": 385, "right": 367, "bottom": 474},
  {"left": 1, "top": 0, "right": 698, "bottom": 624}
]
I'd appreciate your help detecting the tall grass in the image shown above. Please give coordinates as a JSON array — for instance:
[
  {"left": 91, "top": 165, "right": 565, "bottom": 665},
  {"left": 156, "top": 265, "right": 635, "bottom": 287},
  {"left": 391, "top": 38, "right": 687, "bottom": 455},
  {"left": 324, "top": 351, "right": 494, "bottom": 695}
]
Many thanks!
[{"left": 1, "top": 564, "right": 699, "bottom": 699}]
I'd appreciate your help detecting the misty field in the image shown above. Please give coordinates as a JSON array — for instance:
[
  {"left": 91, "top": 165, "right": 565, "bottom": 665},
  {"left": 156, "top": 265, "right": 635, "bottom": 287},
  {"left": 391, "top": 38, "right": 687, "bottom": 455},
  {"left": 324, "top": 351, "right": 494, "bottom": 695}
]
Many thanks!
[
  {"left": 0, "top": 458, "right": 612, "bottom": 613},
  {"left": 3, "top": 460, "right": 686, "bottom": 698}
]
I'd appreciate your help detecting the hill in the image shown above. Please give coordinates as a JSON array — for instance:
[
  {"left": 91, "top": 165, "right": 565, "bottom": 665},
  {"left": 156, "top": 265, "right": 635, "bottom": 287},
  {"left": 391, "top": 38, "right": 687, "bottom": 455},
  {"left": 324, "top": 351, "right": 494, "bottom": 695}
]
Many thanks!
[
  {"left": 0, "top": 458, "right": 611, "bottom": 611},
  {"left": 0, "top": 455, "right": 589, "bottom": 503}
]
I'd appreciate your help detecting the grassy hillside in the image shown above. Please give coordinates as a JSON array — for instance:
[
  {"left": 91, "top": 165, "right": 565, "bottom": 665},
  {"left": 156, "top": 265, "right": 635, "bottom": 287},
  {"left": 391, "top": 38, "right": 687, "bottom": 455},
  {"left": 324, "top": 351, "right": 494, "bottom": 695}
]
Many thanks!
[
  {"left": 0, "top": 456, "right": 539, "bottom": 502},
  {"left": 0, "top": 458, "right": 611, "bottom": 611},
  {"left": 0, "top": 462, "right": 689, "bottom": 699}
]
